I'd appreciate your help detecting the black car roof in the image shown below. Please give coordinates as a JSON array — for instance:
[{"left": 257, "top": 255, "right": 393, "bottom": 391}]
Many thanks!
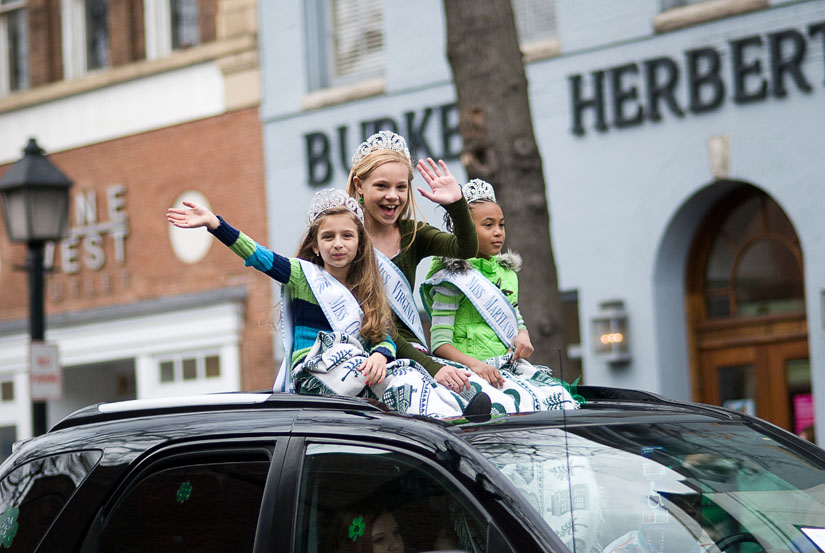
[
  {"left": 1, "top": 386, "right": 753, "bottom": 477},
  {"left": 49, "top": 391, "right": 392, "bottom": 432},
  {"left": 49, "top": 385, "right": 743, "bottom": 434}
]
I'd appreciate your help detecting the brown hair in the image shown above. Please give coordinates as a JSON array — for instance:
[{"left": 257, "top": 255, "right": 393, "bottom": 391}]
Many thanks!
[
  {"left": 325, "top": 507, "right": 403, "bottom": 553},
  {"left": 346, "top": 149, "right": 424, "bottom": 250},
  {"left": 296, "top": 207, "right": 393, "bottom": 345}
]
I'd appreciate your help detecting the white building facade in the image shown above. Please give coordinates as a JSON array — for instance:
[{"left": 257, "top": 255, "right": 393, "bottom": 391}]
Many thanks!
[{"left": 258, "top": 0, "right": 824, "bottom": 442}]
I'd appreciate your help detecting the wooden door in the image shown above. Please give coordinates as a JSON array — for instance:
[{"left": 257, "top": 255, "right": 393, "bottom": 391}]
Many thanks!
[
  {"left": 698, "top": 338, "right": 810, "bottom": 430},
  {"left": 686, "top": 185, "right": 812, "bottom": 433}
]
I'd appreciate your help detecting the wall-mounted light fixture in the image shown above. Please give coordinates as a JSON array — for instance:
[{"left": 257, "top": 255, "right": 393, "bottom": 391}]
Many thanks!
[{"left": 591, "top": 300, "right": 630, "bottom": 364}]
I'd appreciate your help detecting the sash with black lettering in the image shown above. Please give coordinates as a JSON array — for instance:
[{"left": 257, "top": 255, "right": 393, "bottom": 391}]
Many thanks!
[
  {"left": 422, "top": 266, "right": 519, "bottom": 349},
  {"left": 299, "top": 259, "right": 363, "bottom": 340},
  {"left": 272, "top": 260, "right": 363, "bottom": 393},
  {"left": 374, "top": 249, "right": 428, "bottom": 349}
]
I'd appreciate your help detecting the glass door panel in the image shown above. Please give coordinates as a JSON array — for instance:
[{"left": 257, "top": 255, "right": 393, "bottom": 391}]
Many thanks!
[
  {"left": 718, "top": 364, "right": 756, "bottom": 416},
  {"left": 786, "top": 358, "right": 813, "bottom": 435}
]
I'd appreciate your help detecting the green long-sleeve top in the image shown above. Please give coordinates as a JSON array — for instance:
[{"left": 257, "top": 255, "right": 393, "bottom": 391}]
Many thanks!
[
  {"left": 424, "top": 254, "right": 527, "bottom": 361},
  {"left": 391, "top": 196, "right": 478, "bottom": 375}
]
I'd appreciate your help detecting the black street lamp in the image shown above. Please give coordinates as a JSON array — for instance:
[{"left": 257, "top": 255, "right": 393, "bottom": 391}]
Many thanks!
[{"left": 0, "top": 138, "right": 72, "bottom": 436}]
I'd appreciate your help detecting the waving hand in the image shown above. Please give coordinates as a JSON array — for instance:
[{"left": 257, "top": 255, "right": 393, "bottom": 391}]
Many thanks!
[{"left": 416, "top": 158, "right": 462, "bottom": 205}]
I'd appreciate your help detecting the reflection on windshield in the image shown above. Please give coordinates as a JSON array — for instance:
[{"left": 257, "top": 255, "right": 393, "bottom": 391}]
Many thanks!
[{"left": 468, "top": 422, "right": 825, "bottom": 553}]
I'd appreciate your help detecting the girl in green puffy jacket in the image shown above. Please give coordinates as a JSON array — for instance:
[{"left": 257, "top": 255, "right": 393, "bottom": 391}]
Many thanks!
[{"left": 421, "top": 179, "right": 577, "bottom": 413}]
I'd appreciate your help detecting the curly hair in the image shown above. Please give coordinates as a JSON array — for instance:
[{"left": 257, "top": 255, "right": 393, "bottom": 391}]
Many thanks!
[
  {"left": 295, "top": 207, "right": 393, "bottom": 345},
  {"left": 442, "top": 197, "right": 496, "bottom": 234}
]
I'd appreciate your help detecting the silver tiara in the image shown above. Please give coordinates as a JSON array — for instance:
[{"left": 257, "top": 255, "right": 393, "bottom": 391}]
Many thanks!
[
  {"left": 350, "top": 130, "right": 411, "bottom": 165},
  {"left": 307, "top": 188, "right": 364, "bottom": 224},
  {"left": 462, "top": 178, "right": 497, "bottom": 203}
]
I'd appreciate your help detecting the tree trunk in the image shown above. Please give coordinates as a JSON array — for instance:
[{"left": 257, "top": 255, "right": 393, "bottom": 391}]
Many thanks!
[{"left": 442, "top": 0, "right": 570, "bottom": 374}]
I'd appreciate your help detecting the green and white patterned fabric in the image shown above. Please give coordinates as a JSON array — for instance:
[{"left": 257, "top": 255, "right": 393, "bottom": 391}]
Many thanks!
[
  {"left": 294, "top": 332, "right": 473, "bottom": 418},
  {"left": 435, "top": 352, "right": 579, "bottom": 414},
  {"left": 499, "top": 455, "right": 605, "bottom": 553}
]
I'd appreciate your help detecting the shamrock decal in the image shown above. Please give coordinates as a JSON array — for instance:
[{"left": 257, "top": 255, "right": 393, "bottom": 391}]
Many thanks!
[
  {"left": 348, "top": 516, "right": 365, "bottom": 542},
  {"left": 0, "top": 506, "right": 19, "bottom": 548},
  {"left": 176, "top": 481, "right": 193, "bottom": 504}
]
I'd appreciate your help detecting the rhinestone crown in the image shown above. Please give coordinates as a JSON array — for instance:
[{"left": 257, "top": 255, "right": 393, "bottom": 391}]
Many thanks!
[
  {"left": 350, "top": 130, "right": 411, "bottom": 165},
  {"left": 461, "top": 178, "right": 497, "bottom": 204},
  {"left": 307, "top": 188, "right": 364, "bottom": 224}
]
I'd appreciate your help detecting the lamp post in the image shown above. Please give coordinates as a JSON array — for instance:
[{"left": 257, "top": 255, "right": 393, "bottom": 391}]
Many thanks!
[{"left": 0, "top": 138, "right": 72, "bottom": 436}]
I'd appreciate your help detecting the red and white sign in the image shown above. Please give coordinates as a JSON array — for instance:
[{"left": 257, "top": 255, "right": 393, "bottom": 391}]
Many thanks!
[{"left": 30, "top": 343, "right": 63, "bottom": 401}]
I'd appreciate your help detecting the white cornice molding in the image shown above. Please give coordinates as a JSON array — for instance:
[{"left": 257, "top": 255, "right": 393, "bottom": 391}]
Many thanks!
[
  {"left": 522, "top": 37, "right": 562, "bottom": 64},
  {"left": 653, "top": 0, "right": 769, "bottom": 34},
  {"left": 0, "top": 34, "right": 257, "bottom": 115},
  {"left": 301, "top": 77, "right": 386, "bottom": 112}
]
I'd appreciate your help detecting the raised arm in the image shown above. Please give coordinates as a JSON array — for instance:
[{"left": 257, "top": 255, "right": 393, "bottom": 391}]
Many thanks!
[
  {"left": 167, "top": 202, "right": 292, "bottom": 285},
  {"left": 412, "top": 159, "right": 478, "bottom": 259}
]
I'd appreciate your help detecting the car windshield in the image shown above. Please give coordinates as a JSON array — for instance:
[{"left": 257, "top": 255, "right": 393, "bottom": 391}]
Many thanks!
[{"left": 467, "top": 419, "right": 825, "bottom": 553}]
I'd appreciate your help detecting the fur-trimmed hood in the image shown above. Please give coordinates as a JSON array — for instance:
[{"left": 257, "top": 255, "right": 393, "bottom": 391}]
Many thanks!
[{"left": 437, "top": 250, "right": 522, "bottom": 273}]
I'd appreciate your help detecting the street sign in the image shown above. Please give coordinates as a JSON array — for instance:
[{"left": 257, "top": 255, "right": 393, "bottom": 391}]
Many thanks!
[{"left": 30, "top": 342, "right": 62, "bottom": 401}]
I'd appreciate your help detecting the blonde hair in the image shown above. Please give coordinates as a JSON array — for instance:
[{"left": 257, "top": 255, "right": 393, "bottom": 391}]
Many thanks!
[
  {"left": 296, "top": 207, "right": 393, "bottom": 345},
  {"left": 346, "top": 149, "right": 425, "bottom": 250}
]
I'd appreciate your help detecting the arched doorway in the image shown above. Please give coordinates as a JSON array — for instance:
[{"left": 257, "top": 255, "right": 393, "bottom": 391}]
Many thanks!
[{"left": 686, "top": 184, "right": 812, "bottom": 433}]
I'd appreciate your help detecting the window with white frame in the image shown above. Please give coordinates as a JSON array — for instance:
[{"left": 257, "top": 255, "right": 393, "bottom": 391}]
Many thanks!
[
  {"left": 306, "top": 0, "right": 385, "bottom": 90},
  {"left": 61, "top": 0, "right": 110, "bottom": 78},
  {"left": 0, "top": 0, "right": 28, "bottom": 96},
  {"left": 158, "top": 352, "right": 221, "bottom": 384},
  {"left": 0, "top": 380, "right": 13, "bottom": 402},
  {"left": 144, "top": 0, "right": 200, "bottom": 61},
  {"left": 512, "top": 0, "right": 557, "bottom": 44}
]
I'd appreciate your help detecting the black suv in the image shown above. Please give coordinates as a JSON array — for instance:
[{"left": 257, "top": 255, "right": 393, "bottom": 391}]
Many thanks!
[{"left": 1, "top": 387, "right": 824, "bottom": 553}]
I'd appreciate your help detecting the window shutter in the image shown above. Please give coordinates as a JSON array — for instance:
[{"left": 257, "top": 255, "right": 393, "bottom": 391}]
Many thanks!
[
  {"left": 512, "top": 0, "right": 557, "bottom": 44},
  {"left": 331, "top": 0, "right": 384, "bottom": 82}
]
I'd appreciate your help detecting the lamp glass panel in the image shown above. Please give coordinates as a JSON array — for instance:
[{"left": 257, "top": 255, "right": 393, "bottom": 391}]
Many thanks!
[
  {"left": 592, "top": 318, "right": 612, "bottom": 354},
  {"left": 612, "top": 316, "right": 629, "bottom": 355},
  {"left": 0, "top": 188, "right": 30, "bottom": 241},
  {"left": 29, "top": 188, "right": 69, "bottom": 241}
]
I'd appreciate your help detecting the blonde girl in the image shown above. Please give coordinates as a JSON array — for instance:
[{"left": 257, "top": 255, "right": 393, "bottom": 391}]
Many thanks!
[{"left": 346, "top": 130, "right": 479, "bottom": 394}]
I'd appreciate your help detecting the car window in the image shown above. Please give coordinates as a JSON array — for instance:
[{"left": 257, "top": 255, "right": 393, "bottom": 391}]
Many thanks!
[
  {"left": 468, "top": 421, "right": 825, "bottom": 553},
  {"left": 98, "top": 452, "right": 270, "bottom": 553},
  {"left": 0, "top": 449, "right": 102, "bottom": 551},
  {"left": 295, "top": 443, "right": 489, "bottom": 553}
]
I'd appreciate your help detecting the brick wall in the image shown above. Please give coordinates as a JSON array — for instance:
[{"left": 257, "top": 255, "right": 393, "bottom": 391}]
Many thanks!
[
  {"left": 25, "top": 0, "right": 218, "bottom": 84},
  {"left": 110, "top": 0, "right": 146, "bottom": 66},
  {"left": 0, "top": 107, "right": 274, "bottom": 390},
  {"left": 27, "top": 0, "right": 63, "bottom": 86},
  {"left": 200, "top": 0, "right": 218, "bottom": 44}
]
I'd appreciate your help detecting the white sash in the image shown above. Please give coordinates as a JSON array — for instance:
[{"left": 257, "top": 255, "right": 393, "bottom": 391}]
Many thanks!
[
  {"left": 374, "top": 249, "right": 428, "bottom": 348},
  {"left": 273, "top": 260, "right": 363, "bottom": 393},
  {"left": 299, "top": 259, "right": 363, "bottom": 341},
  {"left": 273, "top": 287, "right": 294, "bottom": 392},
  {"left": 422, "top": 265, "right": 519, "bottom": 349}
]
